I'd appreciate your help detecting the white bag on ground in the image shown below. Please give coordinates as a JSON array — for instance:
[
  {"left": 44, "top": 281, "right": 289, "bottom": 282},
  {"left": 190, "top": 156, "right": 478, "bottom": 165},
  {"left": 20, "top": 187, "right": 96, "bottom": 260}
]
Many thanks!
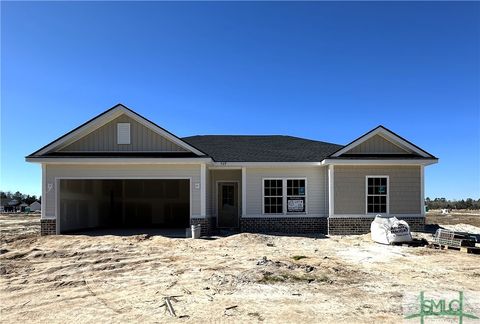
[{"left": 370, "top": 215, "right": 412, "bottom": 245}]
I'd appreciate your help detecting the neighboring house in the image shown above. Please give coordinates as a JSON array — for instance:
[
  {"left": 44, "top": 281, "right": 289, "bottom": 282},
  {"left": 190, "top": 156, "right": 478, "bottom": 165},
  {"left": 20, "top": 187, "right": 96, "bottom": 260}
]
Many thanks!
[
  {"left": 0, "top": 198, "right": 5, "bottom": 212},
  {"left": 1, "top": 199, "right": 20, "bottom": 213},
  {"left": 19, "top": 202, "right": 29, "bottom": 212},
  {"left": 26, "top": 104, "right": 438, "bottom": 236},
  {"left": 0, "top": 198, "right": 7, "bottom": 212},
  {"left": 29, "top": 201, "right": 42, "bottom": 212}
]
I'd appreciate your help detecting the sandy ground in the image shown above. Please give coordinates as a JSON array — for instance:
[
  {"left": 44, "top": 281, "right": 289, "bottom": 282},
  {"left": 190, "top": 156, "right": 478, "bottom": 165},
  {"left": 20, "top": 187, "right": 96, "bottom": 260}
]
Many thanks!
[
  {"left": 1, "top": 212, "right": 480, "bottom": 323},
  {"left": 427, "top": 209, "right": 480, "bottom": 228}
]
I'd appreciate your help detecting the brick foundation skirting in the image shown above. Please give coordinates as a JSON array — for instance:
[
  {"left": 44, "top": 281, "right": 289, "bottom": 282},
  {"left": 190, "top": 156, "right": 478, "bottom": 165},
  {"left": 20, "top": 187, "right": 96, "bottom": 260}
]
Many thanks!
[
  {"left": 328, "top": 216, "right": 425, "bottom": 235},
  {"left": 190, "top": 217, "right": 217, "bottom": 236},
  {"left": 240, "top": 217, "right": 328, "bottom": 234},
  {"left": 40, "top": 219, "right": 56, "bottom": 235},
  {"left": 40, "top": 216, "right": 424, "bottom": 237}
]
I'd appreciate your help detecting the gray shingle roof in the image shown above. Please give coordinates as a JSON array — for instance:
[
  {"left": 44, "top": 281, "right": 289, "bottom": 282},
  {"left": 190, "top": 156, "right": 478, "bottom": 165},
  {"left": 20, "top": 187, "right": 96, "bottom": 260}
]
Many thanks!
[{"left": 182, "top": 135, "right": 343, "bottom": 162}]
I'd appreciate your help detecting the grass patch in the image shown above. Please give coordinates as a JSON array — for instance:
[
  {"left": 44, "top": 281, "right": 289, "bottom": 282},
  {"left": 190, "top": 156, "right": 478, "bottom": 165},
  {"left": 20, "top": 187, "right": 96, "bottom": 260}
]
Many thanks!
[
  {"left": 288, "top": 274, "right": 316, "bottom": 283},
  {"left": 316, "top": 274, "right": 331, "bottom": 283},
  {"left": 291, "top": 255, "right": 308, "bottom": 261},
  {"left": 258, "top": 272, "right": 318, "bottom": 284},
  {"left": 258, "top": 273, "right": 288, "bottom": 283}
]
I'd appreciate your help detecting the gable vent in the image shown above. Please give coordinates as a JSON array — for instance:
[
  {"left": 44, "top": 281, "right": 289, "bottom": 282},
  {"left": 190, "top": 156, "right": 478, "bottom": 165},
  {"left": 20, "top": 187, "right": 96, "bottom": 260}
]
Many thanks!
[{"left": 117, "top": 123, "right": 131, "bottom": 144}]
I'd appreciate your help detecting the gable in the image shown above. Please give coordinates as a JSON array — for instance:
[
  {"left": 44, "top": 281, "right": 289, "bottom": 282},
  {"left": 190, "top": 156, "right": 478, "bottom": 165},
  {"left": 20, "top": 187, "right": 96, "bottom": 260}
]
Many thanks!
[
  {"left": 330, "top": 126, "right": 436, "bottom": 159},
  {"left": 58, "top": 114, "right": 188, "bottom": 152},
  {"left": 343, "top": 134, "right": 411, "bottom": 155},
  {"left": 27, "top": 104, "right": 207, "bottom": 158}
]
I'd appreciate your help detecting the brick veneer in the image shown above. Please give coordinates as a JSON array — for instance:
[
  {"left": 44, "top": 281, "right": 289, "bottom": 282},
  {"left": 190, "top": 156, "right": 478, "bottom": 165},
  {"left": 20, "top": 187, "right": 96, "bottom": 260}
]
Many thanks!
[
  {"left": 328, "top": 216, "right": 425, "bottom": 235},
  {"left": 400, "top": 217, "right": 425, "bottom": 232},
  {"left": 240, "top": 217, "right": 328, "bottom": 234},
  {"left": 39, "top": 215, "right": 423, "bottom": 236},
  {"left": 190, "top": 217, "right": 217, "bottom": 236},
  {"left": 40, "top": 219, "right": 56, "bottom": 235}
]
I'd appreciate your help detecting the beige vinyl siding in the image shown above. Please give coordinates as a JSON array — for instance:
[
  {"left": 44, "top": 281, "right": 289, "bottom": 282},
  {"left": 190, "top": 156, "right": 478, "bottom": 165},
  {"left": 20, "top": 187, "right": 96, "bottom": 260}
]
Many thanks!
[
  {"left": 59, "top": 114, "right": 187, "bottom": 152},
  {"left": 334, "top": 165, "right": 421, "bottom": 214},
  {"left": 210, "top": 170, "right": 242, "bottom": 217},
  {"left": 345, "top": 135, "right": 409, "bottom": 154},
  {"left": 245, "top": 167, "right": 328, "bottom": 217},
  {"left": 44, "top": 164, "right": 201, "bottom": 219}
]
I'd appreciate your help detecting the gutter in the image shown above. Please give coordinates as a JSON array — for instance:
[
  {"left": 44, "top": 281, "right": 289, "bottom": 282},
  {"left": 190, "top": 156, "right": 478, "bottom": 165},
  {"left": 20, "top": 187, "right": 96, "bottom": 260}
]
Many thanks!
[
  {"left": 25, "top": 157, "right": 214, "bottom": 164},
  {"left": 321, "top": 158, "right": 439, "bottom": 166}
]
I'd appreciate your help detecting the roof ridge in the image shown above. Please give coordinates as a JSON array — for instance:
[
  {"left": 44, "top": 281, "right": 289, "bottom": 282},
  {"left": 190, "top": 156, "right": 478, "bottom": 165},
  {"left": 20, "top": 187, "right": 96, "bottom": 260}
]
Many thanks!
[
  {"left": 182, "top": 134, "right": 343, "bottom": 146},
  {"left": 183, "top": 134, "right": 292, "bottom": 137}
]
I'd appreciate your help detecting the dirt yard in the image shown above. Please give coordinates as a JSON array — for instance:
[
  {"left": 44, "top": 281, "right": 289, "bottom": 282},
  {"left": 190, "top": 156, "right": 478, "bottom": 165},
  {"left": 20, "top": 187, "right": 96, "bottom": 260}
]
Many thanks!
[
  {"left": 427, "top": 209, "right": 480, "bottom": 228},
  {"left": 1, "top": 212, "right": 479, "bottom": 323}
]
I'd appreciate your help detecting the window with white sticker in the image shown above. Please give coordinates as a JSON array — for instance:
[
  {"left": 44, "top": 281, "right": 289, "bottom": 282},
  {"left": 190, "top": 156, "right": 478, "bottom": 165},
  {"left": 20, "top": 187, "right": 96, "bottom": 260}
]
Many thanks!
[
  {"left": 287, "top": 179, "right": 306, "bottom": 213},
  {"left": 117, "top": 123, "right": 131, "bottom": 144},
  {"left": 263, "top": 178, "right": 307, "bottom": 214}
]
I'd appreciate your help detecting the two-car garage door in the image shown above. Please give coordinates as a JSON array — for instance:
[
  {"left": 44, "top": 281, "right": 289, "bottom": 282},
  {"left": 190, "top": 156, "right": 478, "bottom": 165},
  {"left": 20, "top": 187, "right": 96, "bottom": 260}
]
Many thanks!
[{"left": 58, "top": 179, "right": 190, "bottom": 233}]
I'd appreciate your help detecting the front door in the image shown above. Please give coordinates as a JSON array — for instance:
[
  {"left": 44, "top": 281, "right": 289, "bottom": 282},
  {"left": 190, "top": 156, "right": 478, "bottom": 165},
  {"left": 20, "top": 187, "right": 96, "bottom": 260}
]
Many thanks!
[{"left": 217, "top": 182, "right": 239, "bottom": 228}]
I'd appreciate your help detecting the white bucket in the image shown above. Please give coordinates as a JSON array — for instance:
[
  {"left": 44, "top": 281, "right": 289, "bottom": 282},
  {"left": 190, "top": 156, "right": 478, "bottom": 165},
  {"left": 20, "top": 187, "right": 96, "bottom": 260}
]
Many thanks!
[{"left": 191, "top": 224, "right": 202, "bottom": 239}]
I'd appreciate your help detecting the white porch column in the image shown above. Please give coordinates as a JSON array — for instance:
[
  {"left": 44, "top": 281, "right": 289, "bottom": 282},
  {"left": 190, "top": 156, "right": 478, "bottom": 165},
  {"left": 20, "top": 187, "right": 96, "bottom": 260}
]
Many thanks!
[
  {"left": 328, "top": 165, "right": 334, "bottom": 217},
  {"left": 200, "top": 163, "right": 206, "bottom": 217},
  {"left": 242, "top": 167, "right": 246, "bottom": 217},
  {"left": 420, "top": 165, "right": 425, "bottom": 216},
  {"left": 41, "top": 163, "right": 46, "bottom": 219}
]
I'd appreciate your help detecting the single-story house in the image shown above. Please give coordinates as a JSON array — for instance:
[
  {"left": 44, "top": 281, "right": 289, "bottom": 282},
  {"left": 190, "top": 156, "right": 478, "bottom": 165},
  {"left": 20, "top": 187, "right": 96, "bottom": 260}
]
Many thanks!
[
  {"left": 29, "top": 201, "right": 42, "bottom": 212},
  {"left": 19, "top": 202, "right": 29, "bottom": 212},
  {"left": 26, "top": 104, "right": 438, "bottom": 236},
  {"left": 1, "top": 199, "right": 20, "bottom": 213}
]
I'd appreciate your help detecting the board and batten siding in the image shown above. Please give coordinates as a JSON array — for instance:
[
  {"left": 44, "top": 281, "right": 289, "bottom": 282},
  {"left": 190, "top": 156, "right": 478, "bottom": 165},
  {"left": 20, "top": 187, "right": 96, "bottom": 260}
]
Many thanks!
[
  {"left": 345, "top": 135, "right": 409, "bottom": 154},
  {"left": 245, "top": 167, "right": 328, "bottom": 217},
  {"left": 209, "top": 169, "right": 242, "bottom": 217},
  {"left": 334, "top": 165, "right": 421, "bottom": 215},
  {"left": 58, "top": 114, "right": 187, "bottom": 152},
  {"left": 43, "top": 164, "right": 202, "bottom": 219}
]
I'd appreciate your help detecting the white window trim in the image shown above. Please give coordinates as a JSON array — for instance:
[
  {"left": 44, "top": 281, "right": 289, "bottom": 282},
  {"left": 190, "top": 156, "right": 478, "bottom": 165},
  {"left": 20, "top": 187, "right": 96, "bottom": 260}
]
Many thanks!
[
  {"left": 262, "top": 177, "right": 308, "bottom": 215},
  {"left": 286, "top": 178, "right": 307, "bottom": 215},
  {"left": 117, "top": 123, "right": 131, "bottom": 145},
  {"left": 262, "top": 178, "right": 284, "bottom": 215},
  {"left": 365, "top": 175, "right": 389, "bottom": 215}
]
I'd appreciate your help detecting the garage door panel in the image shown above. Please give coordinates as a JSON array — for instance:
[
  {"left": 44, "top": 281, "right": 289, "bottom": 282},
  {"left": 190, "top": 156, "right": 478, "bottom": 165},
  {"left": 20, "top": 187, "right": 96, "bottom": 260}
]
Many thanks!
[{"left": 59, "top": 179, "right": 190, "bottom": 233}]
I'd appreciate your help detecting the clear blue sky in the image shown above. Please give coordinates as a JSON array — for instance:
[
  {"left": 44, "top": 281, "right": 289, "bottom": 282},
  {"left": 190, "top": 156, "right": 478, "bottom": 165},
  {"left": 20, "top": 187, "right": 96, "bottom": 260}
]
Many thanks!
[{"left": 1, "top": 1, "right": 479, "bottom": 199}]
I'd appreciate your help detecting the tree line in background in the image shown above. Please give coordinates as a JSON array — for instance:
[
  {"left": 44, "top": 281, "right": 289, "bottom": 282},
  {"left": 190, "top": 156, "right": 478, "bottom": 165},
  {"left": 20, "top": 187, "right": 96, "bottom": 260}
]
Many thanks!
[
  {"left": 0, "top": 191, "right": 41, "bottom": 205},
  {"left": 425, "top": 197, "right": 480, "bottom": 210},
  {"left": 1, "top": 190, "right": 478, "bottom": 210}
]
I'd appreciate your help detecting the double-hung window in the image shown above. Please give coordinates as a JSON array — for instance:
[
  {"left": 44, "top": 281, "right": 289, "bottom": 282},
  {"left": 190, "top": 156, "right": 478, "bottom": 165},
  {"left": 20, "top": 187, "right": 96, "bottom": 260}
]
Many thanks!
[
  {"left": 366, "top": 176, "right": 388, "bottom": 214},
  {"left": 263, "top": 178, "right": 307, "bottom": 214},
  {"left": 286, "top": 179, "right": 306, "bottom": 213},
  {"left": 264, "top": 179, "right": 283, "bottom": 214}
]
